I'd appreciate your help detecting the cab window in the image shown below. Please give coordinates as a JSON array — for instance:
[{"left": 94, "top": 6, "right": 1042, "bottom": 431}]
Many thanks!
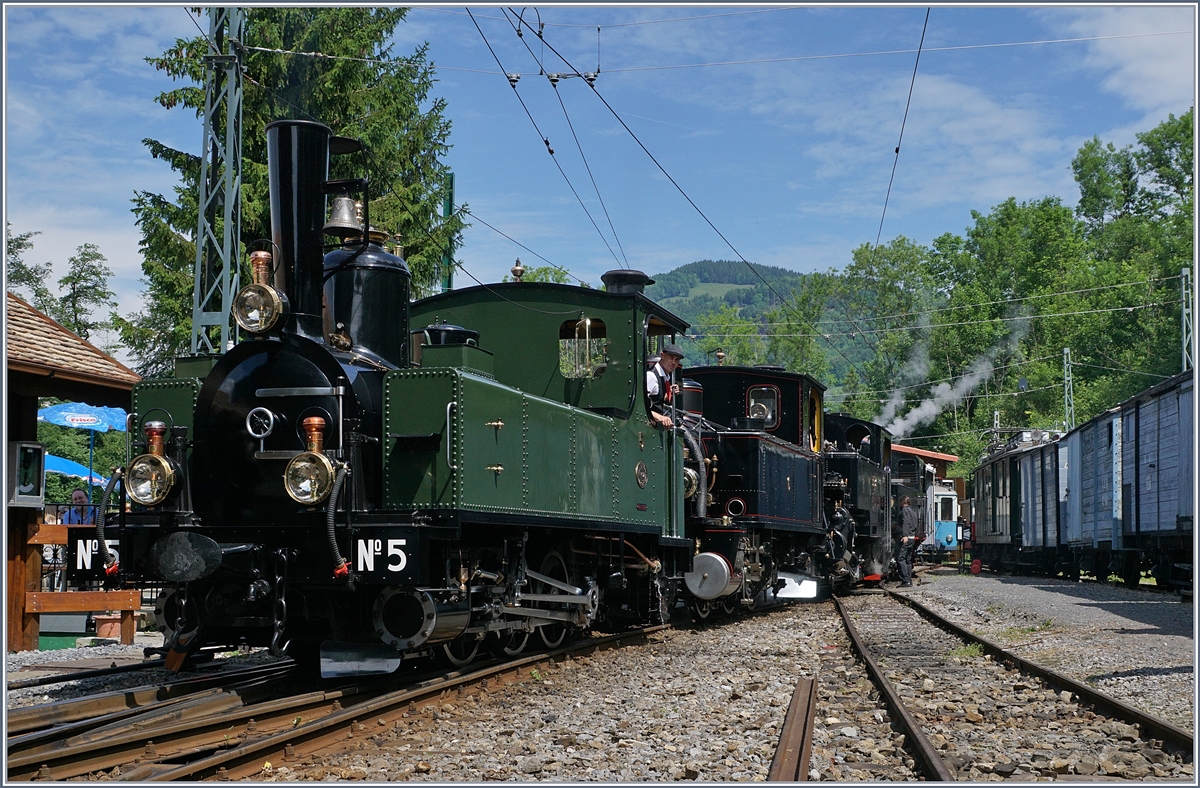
[
  {"left": 642, "top": 315, "right": 676, "bottom": 359},
  {"left": 746, "top": 386, "right": 779, "bottom": 428},
  {"left": 559, "top": 318, "right": 607, "bottom": 379}
]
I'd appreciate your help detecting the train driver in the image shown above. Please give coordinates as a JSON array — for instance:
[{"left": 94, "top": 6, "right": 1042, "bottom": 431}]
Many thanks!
[{"left": 646, "top": 343, "right": 684, "bottom": 429}]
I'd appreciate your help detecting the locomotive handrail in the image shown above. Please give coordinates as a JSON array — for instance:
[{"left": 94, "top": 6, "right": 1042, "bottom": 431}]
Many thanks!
[
  {"left": 446, "top": 401, "right": 457, "bottom": 471},
  {"left": 256, "top": 386, "right": 343, "bottom": 397}
]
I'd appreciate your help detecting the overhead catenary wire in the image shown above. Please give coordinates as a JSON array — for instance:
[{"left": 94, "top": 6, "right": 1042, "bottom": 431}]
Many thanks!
[
  {"left": 454, "top": 262, "right": 588, "bottom": 315},
  {"left": 598, "top": 30, "right": 1194, "bottom": 74},
  {"left": 503, "top": 9, "right": 869, "bottom": 383},
  {"left": 833, "top": 355, "right": 1060, "bottom": 396},
  {"left": 829, "top": 8, "right": 930, "bottom": 359},
  {"left": 386, "top": 26, "right": 1192, "bottom": 77},
  {"left": 422, "top": 7, "right": 805, "bottom": 29},
  {"left": 458, "top": 206, "right": 588, "bottom": 286},
  {"left": 830, "top": 380, "right": 1064, "bottom": 413},
  {"left": 690, "top": 275, "right": 1186, "bottom": 328},
  {"left": 873, "top": 8, "right": 928, "bottom": 256},
  {"left": 182, "top": 9, "right": 324, "bottom": 125},
  {"left": 467, "top": 8, "right": 623, "bottom": 268},
  {"left": 498, "top": 7, "right": 628, "bottom": 267},
  {"left": 549, "top": 79, "right": 629, "bottom": 266},
  {"left": 1067, "top": 361, "right": 1174, "bottom": 379},
  {"left": 694, "top": 300, "right": 1183, "bottom": 339}
]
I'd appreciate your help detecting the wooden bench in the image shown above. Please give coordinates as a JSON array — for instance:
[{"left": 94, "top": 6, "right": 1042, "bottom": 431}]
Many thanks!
[
  {"left": 25, "top": 590, "right": 141, "bottom": 645},
  {"left": 26, "top": 522, "right": 140, "bottom": 646}
]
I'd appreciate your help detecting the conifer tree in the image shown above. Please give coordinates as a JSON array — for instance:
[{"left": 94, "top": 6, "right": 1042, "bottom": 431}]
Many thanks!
[
  {"left": 115, "top": 8, "right": 465, "bottom": 375},
  {"left": 54, "top": 243, "right": 116, "bottom": 341}
]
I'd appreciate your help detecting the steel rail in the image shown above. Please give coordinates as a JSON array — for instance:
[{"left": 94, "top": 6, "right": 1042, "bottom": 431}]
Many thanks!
[
  {"left": 832, "top": 595, "right": 955, "bottom": 781},
  {"left": 7, "top": 658, "right": 168, "bottom": 691},
  {"left": 140, "top": 626, "right": 670, "bottom": 781},
  {"left": 766, "top": 678, "right": 817, "bottom": 781},
  {"left": 890, "top": 590, "right": 1195, "bottom": 755},
  {"left": 7, "top": 687, "right": 237, "bottom": 755},
  {"left": 5, "top": 661, "right": 297, "bottom": 734},
  {"left": 7, "top": 678, "right": 395, "bottom": 780}
]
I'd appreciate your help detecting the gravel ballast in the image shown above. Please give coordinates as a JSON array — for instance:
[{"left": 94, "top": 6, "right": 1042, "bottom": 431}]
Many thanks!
[
  {"left": 902, "top": 569, "right": 1194, "bottom": 733},
  {"left": 5, "top": 569, "right": 1192, "bottom": 781}
]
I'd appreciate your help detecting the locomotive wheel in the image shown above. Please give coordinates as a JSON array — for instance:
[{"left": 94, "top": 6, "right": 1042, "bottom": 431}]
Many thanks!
[
  {"left": 689, "top": 600, "right": 713, "bottom": 621},
  {"left": 490, "top": 629, "right": 529, "bottom": 657},
  {"left": 536, "top": 550, "right": 572, "bottom": 649},
  {"left": 719, "top": 597, "right": 738, "bottom": 616},
  {"left": 438, "top": 636, "right": 481, "bottom": 669}
]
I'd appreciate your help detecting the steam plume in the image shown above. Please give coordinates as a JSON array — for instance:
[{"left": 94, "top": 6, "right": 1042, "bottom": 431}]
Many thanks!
[
  {"left": 878, "top": 313, "right": 931, "bottom": 425},
  {"left": 884, "top": 313, "right": 1032, "bottom": 439}
]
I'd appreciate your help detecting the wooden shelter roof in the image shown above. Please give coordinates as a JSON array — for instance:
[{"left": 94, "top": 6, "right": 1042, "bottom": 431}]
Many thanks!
[{"left": 5, "top": 292, "right": 140, "bottom": 391}]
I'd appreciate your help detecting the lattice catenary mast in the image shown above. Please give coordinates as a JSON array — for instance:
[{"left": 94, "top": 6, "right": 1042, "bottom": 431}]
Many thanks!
[
  {"left": 1182, "top": 267, "right": 1194, "bottom": 372},
  {"left": 1062, "top": 347, "right": 1076, "bottom": 432},
  {"left": 191, "top": 8, "right": 245, "bottom": 354}
]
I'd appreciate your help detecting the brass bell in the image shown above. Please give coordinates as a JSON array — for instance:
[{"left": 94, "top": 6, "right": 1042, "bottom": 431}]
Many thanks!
[{"left": 324, "top": 193, "right": 361, "bottom": 239}]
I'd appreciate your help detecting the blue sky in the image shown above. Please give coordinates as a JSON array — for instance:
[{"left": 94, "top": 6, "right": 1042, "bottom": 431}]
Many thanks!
[{"left": 4, "top": 4, "right": 1196, "bottom": 343}]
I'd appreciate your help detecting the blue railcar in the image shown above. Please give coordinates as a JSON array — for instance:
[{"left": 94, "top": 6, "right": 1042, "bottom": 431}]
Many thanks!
[
  {"left": 973, "top": 370, "right": 1193, "bottom": 590},
  {"left": 928, "top": 479, "right": 961, "bottom": 556}
]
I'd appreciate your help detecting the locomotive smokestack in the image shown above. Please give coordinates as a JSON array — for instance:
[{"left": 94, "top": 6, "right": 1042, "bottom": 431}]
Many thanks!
[
  {"left": 266, "top": 120, "right": 333, "bottom": 341},
  {"left": 601, "top": 269, "right": 655, "bottom": 295}
]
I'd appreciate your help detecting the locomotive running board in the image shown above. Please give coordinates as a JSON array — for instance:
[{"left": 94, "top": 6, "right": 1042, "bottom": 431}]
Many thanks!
[
  {"left": 320, "top": 641, "right": 403, "bottom": 678},
  {"left": 773, "top": 572, "right": 820, "bottom": 600}
]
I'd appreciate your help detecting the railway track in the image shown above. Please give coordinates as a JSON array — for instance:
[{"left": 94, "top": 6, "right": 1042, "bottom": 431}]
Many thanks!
[
  {"left": 798, "top": 590, "right": 1194, "bottom": 781},
  {"left": 7, "top": 658, "right": 169, "bottom": 691},
  {"left": 8, "top": 629, "right": 664, "bottom": 782}
]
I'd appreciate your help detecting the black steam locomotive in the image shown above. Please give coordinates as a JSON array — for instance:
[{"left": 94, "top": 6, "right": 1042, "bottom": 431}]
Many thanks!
[{"left": 68, "top": 120, "right": 897, "bottom": 675}]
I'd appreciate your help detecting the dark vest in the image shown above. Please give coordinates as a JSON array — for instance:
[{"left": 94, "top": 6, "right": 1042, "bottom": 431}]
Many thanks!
[{"left": 648, "top": 365, "right": 673, "bottom": 413}]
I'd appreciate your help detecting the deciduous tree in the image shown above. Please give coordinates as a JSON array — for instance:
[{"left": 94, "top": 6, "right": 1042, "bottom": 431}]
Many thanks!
[{"left": 5, "top": 223, "right": 54, "bottom": 313}]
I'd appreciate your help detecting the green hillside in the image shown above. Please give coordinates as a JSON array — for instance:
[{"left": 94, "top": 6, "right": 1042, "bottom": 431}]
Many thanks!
[{"left": 635, "top": 109, "right": 1191, "bottom": 471}]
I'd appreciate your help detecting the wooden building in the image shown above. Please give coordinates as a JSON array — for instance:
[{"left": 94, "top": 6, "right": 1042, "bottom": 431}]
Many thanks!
[{"left": 6, "top": 292, "right": 140, "bottom": 651}]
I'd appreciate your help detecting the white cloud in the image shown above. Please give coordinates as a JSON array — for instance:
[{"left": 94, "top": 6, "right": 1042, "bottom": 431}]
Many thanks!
[{"left": 1040, "top": 7, "right": 1195, "bottom": 130}]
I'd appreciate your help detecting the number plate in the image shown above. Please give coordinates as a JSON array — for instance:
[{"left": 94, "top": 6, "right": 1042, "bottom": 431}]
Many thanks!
[
  {"left": 350, "top": 529, "right": 421, "bottom": 583},
  {"left": 65, "top": 528, "right": 120, "bottom": 582}
]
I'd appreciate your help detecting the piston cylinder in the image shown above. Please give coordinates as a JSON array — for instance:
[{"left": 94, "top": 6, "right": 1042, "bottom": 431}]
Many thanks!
[{"left": 372, "top": 587, "right": 470, "bottom": 650}]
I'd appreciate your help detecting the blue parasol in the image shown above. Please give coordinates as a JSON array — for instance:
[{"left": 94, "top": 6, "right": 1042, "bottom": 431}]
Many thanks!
[
  {"left": 38, "top": 402, "right": 127, "bottom": 501},
  {"left": 38, "top": 403, "right": 128, "bottom": 433},
  {"left": 45, "top": 454, "right": 110, "bottom": 487}
]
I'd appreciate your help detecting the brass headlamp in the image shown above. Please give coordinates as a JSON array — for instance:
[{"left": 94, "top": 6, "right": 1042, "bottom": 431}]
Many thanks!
[
  {"left": 284, "top": 416, "right": 335, "bottom": 504},
  {"left": 232, "top": 250, "right": 287, "bottom": 334},
  {"left": 127, "top": 421, "right": 177, "bottom": 506}
]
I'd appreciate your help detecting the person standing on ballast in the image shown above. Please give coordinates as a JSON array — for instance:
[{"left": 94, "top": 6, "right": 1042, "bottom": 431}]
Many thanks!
[{"left": 896, "top": 496, "right": 919, "bottom": 587}]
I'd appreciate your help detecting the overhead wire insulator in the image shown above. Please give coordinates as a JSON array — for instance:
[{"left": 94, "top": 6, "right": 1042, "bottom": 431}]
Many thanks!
[{"left": 507, "top": 73, "right": 521, "bottom": 87}]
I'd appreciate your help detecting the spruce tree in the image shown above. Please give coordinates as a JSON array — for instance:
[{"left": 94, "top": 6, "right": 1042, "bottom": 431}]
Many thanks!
[
  {"left": 115, "top": 8, "right": 465, "bottom": 375},
  {"left": 54, "top": 243, "right": 116, "bottom": 341}
]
